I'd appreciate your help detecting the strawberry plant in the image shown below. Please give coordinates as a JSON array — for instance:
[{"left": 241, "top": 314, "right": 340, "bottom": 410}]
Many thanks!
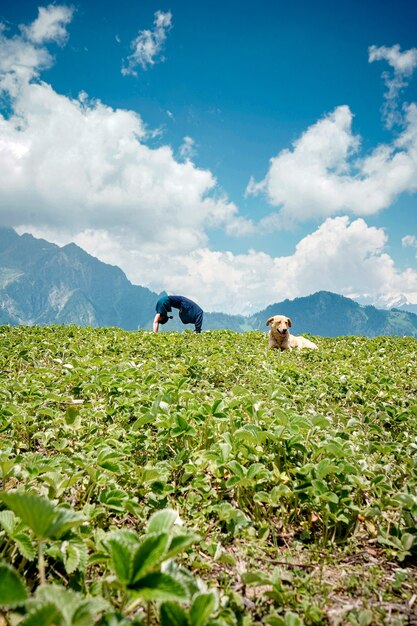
[{"left": 0, "top": 325, "right": 417, "bottom": 624}]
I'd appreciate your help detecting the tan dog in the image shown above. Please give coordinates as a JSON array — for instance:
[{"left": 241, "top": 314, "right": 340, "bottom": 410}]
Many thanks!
[{"left": 266, "top": 315, "right": 318, "bottom": 351}]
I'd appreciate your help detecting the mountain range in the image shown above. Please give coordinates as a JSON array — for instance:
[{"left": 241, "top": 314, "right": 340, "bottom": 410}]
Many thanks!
[
  {"left": 1, "top": 227, "right": 417, "bottom": 338},
  {"left": 0, "top": 228, "right": 156, "bottom": 329}
]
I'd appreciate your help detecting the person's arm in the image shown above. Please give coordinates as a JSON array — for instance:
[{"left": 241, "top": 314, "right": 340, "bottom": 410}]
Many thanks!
[
  {"left": 194, "top": 310, "right": 203, "bottom": 333},
  {"left": 153, "top": 313, "right": 162, "bottom": 333}
]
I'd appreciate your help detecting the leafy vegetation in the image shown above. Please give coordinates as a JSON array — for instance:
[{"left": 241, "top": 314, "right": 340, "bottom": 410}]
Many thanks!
[{"left": 0, "top": 324, "right": 416, "bottom": 625}]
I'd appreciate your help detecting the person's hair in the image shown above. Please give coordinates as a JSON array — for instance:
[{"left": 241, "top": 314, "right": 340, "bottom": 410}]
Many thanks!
[{"left": 159, "top": 315, "right": 169, "bottom": 324}]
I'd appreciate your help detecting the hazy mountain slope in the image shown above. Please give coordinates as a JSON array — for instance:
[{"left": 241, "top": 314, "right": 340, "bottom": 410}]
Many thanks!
[
  {"left": 250, "top": 291, "right": 417, "bottom": 338},
  {"left": 0, "top": 228, "right": 158, "bottom": 329}
]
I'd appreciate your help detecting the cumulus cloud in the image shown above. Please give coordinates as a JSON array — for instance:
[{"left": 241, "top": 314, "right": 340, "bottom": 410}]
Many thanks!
[
  {"left": 23, "top": 216, "right": 417, "bottom": 314},
  {"left": 0, "top": 30, "right": 48, "bottom": 88},
  {"left": 247, "top": 103, "right": 417, "bottom": 225},
  {"left": 20, "top": 4, "right": 74, "bottom": 45},
  {"left": 248, "top": 45, "right": 417, "bottom": 228},
  {"left": 0, "top": 5, "right": 73, "bottom": 89},
  {"left": 0, "top": 82, "right": 246, "bottom": 246},
  {"left": 369, "top": 44, "right": 417, "bottom": 129},
  {"left": 21, "top": 217, "right": 417, "bottom": 315},
  {"left": 122, "top": 10, "right": 172, "bottom": 76},
  {"left": 167, "top": 217, "right": 417, "bottom": 313},
  {"left": 2, "top": 10, "right": 417, "bottom": 315},
  {"left": 0, "top": 7, "right": 251, "bottom": 273}
]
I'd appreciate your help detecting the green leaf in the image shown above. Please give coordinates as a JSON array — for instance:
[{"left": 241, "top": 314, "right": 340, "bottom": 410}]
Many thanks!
[
  {"left": 218, "top": 443, "right": 231, "bottom": 463},
  {"left": 234, "top": 425, "right": 261, "bottom": 446},
  {"left": 71, "top": 602, "right": 96, "bottom": 626},
  {"left": 97, "top": 448, "right": 124, "bottom": 474},
  {"left": 316, "top": 459, "right": 338, "bottom": 479},
  {"left": 189, "top": 592, "right": 217, "bottom": 626},
  {"left": 131, "top": 533, "right": 170, "bottom": 582},
  {"left": 240, "top": 571, "right": 271, "bottom": 586},
  {"left": 62, "top": 541, "right": 82, "bottom": 575},
  {"left": 0, "top": 457, "right": 16, "bottom": 477},
  {"left": 401, "top": 532, "right": 415, "bottom": 551},
  {"left": 38, "top": 408, "right": 57, "bottom": 418},
  {"left": 0, "top": 562, "right": 28, "bottom": 607},
  {"left": 0, "top": 492, "right": 85, "bottom": 539},
  {"left": 20, "top": 603, "right": 62, "bottom": 626},
  {"left": 147, "top": 508, "right": 180, "bottom": 534},
  {"left": 132, "top": 414, "right": 155, "bottom": 429},
  {"left": 106, "top": 537, "right": 134, "bottom": 584},
  {"left": 165, "top": 533, "right": 199, "bottom": 560},
  {"left": 247, "top": 463, "right": 266, "bottom": 480},
  {"left": 225, "top": 476, "right": 241, "bottom": 488},
  {"left": 227, "top": 461, "right": 246, "bottom": 478},
  {"left": 264, "top": 616, "right": 286, "bottom": 626},
  {"left": 311, "top": 479, "right": 327, "bottom": 495},
  {"left": 64, "top": 538, "right": 89, "bottom": 574},
  {"left": 283, "top": 612, "right": 303, "bottom": 626},
  {"left": 160, "top": 602, "right": 189, "bottom": 626},
  {"left": 128, "top": 572, "right": 187, "bottom": 601},
  {"left": 0, "top": 510, "right": 16, "bottom": 534},
  {"left": 28, "top": 584, "right": 104, "bottom": 626},
  {"left": 358, "top": 609, "right": 373, "bottom": 626},
  {"left": 321, "top": 491, "right": 339, "bottom": 504},
  {"left": 65, "top": 405, "right": 80, "bottom": 425},
  {"left": 14, "top": 532, "right": 36, "bottom": 561},
  {"left": 47, "top": 508, "right": 86, "bottom": 539}
]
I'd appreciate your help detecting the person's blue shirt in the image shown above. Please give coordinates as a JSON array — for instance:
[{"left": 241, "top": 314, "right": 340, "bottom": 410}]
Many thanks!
[{"left": 154, "top": 295, "right": 203, "bottom": 333}]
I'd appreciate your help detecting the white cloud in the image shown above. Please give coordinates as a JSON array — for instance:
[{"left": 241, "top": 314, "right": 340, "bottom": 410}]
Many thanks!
[
  {"left": 0, "top": 5, "right": 74, "bottom": 92},
  {"left": 179, "top": 136, "right": 196, "bottom": 161},
  {"left": 248, "top": 45, "right": 417, "bottom": 228},
  {"left": 0, "top": 27, "right": 51, "bottom": 87},
  {"left": 2, "top": 12, "right": 417, "bottom": 316},
  {"left": 0, "top": 8, "right": 251, "bottom": 271},
  {"left": 402, "top": 234, "right": 417, "bottom": 248},
  {"left": 369, "top": 44, "right": 417, "bottom": 77},
  {"left": 369, "top": 44, "right": 417, "bottom": 128},
  {"left": 0, "top": 81, "right": 245, "bottom": 243},
  {"left": 154, "top": 216, "right": 417, "bottom": 313},
  {"left": 20, "top": 216, "right": 417, "bottom": 315},
  {"left": 247, "top": 103, "right": 417, "bottom": 225},
  {"left": 122, "top": 10, "right": 172, "bottom": 76},
  {"left": 20, "top": 5, "right": 74, "bottom": 45}
]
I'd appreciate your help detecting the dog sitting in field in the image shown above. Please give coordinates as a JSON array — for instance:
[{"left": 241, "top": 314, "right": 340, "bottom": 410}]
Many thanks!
[{"left": 266, "top": 315, "right": 318, "bottom": 351}]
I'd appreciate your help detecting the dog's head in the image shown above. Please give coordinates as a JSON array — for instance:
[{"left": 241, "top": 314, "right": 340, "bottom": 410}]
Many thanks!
[{"left": 266, "top": 315, "right": 292, "bottom": 338}]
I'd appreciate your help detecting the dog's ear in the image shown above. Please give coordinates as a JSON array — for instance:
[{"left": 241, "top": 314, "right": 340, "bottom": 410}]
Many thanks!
[
  {"left": 266, "top": 317, "right": 274, "bottom": 327},
  {"left": 287, "top": 317, "right": 292, "bottom": 327}
]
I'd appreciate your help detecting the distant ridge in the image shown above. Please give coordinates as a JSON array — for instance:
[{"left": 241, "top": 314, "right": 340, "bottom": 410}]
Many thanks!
[
  {"left": 1, "top": 227, "right": 417, "bottom": 337},
  {"left": 246, "top": 291, "right": 417, "bottom": 338},
  {"left": 0, "top": 227, "right": 158, "bottom": 329}
]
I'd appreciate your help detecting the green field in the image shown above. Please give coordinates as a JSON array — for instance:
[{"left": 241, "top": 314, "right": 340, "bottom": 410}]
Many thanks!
[{"left": 1, "top": 325, "right": 417, "bottom": 625}]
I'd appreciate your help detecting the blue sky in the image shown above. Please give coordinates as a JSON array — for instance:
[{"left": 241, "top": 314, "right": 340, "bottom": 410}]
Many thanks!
[{"left": 1, "top": 0, "right": 417, "bottom": 313}]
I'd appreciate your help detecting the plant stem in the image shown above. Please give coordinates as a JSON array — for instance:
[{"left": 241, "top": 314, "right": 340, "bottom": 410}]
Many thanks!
[
  {"left": 124, "top": 597, "right": 143, "bottom": 615},
  {"left": 38, "top": 540, "right": 46, "bottom": 585}
]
